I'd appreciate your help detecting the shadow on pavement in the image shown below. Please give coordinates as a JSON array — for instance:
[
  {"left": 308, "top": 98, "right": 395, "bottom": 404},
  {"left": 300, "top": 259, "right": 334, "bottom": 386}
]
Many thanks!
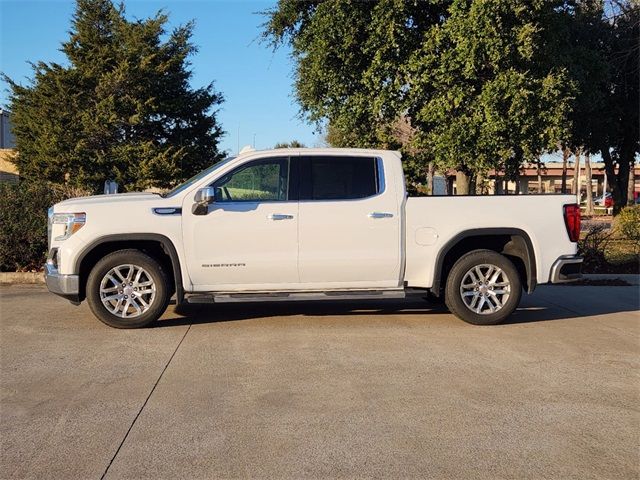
[
  {"left": 155, "top": 287, "right": 639, "bottom": 328},
  {"left": 158, "top": 298, "right": 446, "bottom": 327}
]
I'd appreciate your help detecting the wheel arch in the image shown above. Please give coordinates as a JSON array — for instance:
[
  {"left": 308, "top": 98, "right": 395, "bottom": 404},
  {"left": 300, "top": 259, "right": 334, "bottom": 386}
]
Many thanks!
[
  {"left": 74, "top": 234, "right": 184, "bottom": 304},
  {"left": 431, "top": 228, "right": 537, "bottom": 296}
]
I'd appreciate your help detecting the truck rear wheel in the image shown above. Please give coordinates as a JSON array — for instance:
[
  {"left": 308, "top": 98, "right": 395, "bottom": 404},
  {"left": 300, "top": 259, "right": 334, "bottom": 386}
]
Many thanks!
[
  {"left": 86, "top": 249, "right": 170, "bottom": 328},
  {"left": 444, "top": 249, "right": 521, "bottom": 325}
]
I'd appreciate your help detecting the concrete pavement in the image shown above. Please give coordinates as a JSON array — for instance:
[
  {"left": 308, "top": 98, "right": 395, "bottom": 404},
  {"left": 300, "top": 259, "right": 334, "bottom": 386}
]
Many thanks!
[{"left": 1, "top": 284, "right": 638, "bottom": 479}]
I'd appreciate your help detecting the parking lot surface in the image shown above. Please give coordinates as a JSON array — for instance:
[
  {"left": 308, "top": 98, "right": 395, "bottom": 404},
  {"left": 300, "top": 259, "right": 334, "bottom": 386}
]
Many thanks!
[{"left": 1, "top": 284, "right": 638, "bottom": 479}]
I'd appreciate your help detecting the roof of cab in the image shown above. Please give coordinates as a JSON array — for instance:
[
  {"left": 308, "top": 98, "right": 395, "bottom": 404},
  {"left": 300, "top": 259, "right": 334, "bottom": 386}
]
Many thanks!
[{"left": 236, "top": 147, "right": 401, "bottom": 159}]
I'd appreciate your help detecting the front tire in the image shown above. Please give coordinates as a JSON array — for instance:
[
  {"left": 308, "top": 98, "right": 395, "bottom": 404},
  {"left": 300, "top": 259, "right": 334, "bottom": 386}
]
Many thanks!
[
  {"left": 86, "top": 249, "right": 170, "bottom": 328},
  {"left": 444, "top": 249, "right": 522, "bottom": 325}
]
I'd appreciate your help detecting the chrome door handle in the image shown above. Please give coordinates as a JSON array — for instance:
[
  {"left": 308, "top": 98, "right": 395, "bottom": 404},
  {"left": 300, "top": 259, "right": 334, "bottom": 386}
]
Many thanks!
[
  {"left": 368, "top": 212, "right": 394, "bottom": 219},
  {"left": 267, "top": 213, "right": 294, "bottom": 220}
]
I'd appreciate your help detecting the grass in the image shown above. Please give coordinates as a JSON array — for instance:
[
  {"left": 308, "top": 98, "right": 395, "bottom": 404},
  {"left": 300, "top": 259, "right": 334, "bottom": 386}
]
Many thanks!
[{"left": 605, "top": 239, "right": 639, "bottom": 267}]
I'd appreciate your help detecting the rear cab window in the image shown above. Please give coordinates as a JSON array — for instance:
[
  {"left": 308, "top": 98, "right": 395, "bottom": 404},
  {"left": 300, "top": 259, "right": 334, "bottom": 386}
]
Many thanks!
[{"left": 299, "top": 156, "right": 380, "bottom": 201}]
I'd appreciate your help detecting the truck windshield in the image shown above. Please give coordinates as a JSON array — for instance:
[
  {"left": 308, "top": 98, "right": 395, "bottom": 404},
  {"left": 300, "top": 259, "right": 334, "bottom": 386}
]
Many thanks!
[{"left": 162, "top": 156, "right": 236, "bottom": 198}]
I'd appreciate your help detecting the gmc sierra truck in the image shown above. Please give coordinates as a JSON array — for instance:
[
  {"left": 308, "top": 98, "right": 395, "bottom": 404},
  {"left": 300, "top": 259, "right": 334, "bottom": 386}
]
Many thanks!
[{"left": 45, "top": 148, "right": 583, "bottom": 328}]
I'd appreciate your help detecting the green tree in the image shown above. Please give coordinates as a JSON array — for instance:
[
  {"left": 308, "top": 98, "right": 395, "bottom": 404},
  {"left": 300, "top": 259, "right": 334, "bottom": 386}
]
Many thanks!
[
  {"left": 263, "top": 0, "right": 446, "bottom": 187},
  {"left": 4, "top": 0, "right": 224, "bottom": 192},
  {"left": 598, "top": 1, "right": 639, "bottom": 211},
  {"left": 274, "top": 140, "right": 306, "bottom": 148},
  {"left": 558, "top": 0, "right": 638, "bottom": 213},
  {"left": 263, "top": 0, "right": 574, "bottom": 194},
  {"left": 408, "top": 0, "right": 574, "bottom": 193}
]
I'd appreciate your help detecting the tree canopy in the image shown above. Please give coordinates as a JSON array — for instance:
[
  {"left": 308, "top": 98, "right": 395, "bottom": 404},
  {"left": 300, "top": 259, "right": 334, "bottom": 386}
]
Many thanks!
[
  {"left": 263, "top": 0, "right": 639, "bottom": 197},
  {"left": 274, "top": 140, "right": 306, "bottom": 148},
  {"left": 4, "top": 0, "right": 224, "bottom": 192}
]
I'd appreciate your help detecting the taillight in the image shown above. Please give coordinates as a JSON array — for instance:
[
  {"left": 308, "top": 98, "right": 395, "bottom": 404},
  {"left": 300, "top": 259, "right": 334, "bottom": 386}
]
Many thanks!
[{"left": 563, "top": 204, "right": 581, "bottom": 242}]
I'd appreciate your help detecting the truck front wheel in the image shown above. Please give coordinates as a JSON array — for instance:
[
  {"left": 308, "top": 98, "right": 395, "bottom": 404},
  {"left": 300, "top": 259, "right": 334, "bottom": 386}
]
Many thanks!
[
  {"left": 86, "top": 249, "right": 170, "bottom": 328},
  {"left": 444, "top": 250, "right": 522, "bottom": 325}
]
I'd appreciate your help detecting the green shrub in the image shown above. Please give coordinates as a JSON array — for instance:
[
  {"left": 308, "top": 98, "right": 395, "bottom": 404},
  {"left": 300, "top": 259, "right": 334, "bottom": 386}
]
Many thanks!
[
  {"left": 0, "top": 182, "right": 89, "bottom": 272},
  {"left": 615, "top": 205, "right": 640, "bottom": 245}
]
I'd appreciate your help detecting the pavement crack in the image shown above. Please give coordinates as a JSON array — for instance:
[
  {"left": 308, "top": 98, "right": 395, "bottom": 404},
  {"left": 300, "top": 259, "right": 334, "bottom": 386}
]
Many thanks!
[{"left": 99, "top": 324, "right": 192, "bottom": 480}]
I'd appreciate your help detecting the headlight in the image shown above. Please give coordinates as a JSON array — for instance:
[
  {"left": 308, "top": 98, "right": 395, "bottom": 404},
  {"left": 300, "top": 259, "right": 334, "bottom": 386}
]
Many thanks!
[{"left": 51, "top": 212, "right": 86, "bottom": 241}]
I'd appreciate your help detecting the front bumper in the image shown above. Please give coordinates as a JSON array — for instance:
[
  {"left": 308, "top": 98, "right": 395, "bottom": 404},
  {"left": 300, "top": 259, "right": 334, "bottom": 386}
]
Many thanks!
[
  {"left": 549, "top": 255, "right": 583, "bottom": 283},
  {"left": 44, "top": 262, "right": 81, "bottom": 304}
]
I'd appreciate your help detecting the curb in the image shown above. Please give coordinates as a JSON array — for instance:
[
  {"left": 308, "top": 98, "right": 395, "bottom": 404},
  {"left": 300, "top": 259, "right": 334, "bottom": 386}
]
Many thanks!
[{"left": 0, "top": 272, "right": 45, "bottom": 285}]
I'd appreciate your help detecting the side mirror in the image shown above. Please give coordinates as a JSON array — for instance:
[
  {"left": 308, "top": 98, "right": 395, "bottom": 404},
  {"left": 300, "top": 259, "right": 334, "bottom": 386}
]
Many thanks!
[
  {"left": 192, "top": 187, "right": 215, "bottom": 215},
  {"left": 194, "top": 187, "right": 215, "bottom": 204}
]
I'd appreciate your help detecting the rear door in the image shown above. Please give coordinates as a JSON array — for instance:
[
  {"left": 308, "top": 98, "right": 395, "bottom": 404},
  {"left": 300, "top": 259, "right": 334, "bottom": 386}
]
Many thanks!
[{"left": 297, "top": 155, "right": 402, "bottom": 288}]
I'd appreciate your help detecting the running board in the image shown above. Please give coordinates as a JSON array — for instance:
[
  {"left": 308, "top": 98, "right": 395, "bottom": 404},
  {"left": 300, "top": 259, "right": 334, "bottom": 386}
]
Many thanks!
[{"left": 186, "top": 289, "right": 407, "bottom": 304}]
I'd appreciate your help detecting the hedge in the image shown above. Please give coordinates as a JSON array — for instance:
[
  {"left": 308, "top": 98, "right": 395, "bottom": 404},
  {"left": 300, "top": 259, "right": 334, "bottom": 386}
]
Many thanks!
[{"left": 0, "top": 182, "right": 89, "bottom": 272}]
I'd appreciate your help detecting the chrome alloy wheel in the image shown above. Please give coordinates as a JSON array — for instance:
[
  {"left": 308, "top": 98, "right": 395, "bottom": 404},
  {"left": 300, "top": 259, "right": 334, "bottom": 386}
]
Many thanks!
[
  {"left": 99, "top": 264, "right": 156, "bottom": 318},
  {"left": 459, "top": 264, "right": 511, "bottom": 315}
]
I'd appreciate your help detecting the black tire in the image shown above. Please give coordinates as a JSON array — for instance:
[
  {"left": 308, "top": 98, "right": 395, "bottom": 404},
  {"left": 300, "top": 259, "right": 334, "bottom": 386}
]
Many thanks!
[
  {"left": 444, "top": 249, "right": 522, "bottom": 325},
  {"left": 86, "top": 249, "right": 170, "bottom": 328}
]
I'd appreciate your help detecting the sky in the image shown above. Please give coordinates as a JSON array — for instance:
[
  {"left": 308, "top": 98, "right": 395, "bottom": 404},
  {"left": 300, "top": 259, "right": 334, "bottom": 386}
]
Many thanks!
[{"left": 0, "top": 0, "right": 319, "bottom": 155}]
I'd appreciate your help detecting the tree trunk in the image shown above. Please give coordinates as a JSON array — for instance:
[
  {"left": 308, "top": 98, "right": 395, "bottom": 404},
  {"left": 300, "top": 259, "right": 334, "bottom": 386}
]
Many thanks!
[
  {"left": 427, "top": 162, "right": 434, "bottom": 195},
  {"left": 455, "top": 171, "right": 470, "bottom": 195},
  {"left": 561, "top": 147, "right": 570, "bottom": 194},
  {"left": 601, "top": 146, "right": 630, "bottom": 214},
  {"left": 537, "top": 162, "right": 542, "bottom": 193},
  {"left": 573, "top": 150, "right": 581, "bottom": 202},
  {"left": 627, "top": 160, "right": 635, "bottom": 206},
  {"left": 585, "top": 152, "right": 594, "bottom": 216},
  {"left": 475, "top": 172, "right": 484, "bottom": 194}
]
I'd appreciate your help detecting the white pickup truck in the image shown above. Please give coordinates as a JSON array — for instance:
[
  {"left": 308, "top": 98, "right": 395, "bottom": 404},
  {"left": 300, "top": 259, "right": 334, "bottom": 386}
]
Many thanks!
[{"left": 45, "top": 148, "right": 583, "bottom": 328}]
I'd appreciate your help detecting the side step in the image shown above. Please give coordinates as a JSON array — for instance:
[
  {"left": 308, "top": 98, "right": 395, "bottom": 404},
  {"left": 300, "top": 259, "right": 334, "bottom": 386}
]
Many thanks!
[{"left": 185, "top": 289, "right": 407, "bottom": 304}]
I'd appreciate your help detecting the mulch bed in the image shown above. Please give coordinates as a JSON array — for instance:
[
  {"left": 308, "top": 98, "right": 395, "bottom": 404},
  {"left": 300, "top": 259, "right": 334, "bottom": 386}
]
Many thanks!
[{"left": 562, "top": 278, "right": 632, "bottom": 287}]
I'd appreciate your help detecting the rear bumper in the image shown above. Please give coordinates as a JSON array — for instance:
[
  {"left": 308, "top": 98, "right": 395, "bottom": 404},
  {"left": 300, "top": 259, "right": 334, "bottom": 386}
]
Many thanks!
[
  {"left": 44, "top": 262, "right": 80, "bottom": 304},
  {"left": 549, "top": 255, "right": 583, "bottom": 283}
]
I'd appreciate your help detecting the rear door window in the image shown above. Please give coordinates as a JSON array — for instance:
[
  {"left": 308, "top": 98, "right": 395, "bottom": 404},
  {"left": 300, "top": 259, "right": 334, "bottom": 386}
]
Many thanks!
[{"left": 299, "top": 156, "right": 379, "bottom": 201}]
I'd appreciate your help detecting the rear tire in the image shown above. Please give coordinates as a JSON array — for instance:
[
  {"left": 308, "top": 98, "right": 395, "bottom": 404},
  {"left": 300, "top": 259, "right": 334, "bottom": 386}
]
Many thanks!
[
  {"left": 444, "top": 249, "right": 522, "bottom": 325},
  {"left": 86, "top": 249, "right": 170, "bottom": 328}
]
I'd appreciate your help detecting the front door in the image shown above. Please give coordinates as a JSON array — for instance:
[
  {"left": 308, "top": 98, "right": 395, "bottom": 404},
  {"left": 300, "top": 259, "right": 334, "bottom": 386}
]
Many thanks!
[{"left": 182, "top": 157, "right": 299, "bottom": 290}]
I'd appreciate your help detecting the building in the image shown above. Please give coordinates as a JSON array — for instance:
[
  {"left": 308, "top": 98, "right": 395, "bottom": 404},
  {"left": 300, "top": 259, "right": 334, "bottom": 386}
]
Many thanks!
[
  {"left": 492, "top": 161, "right": 640, "bottom": 198},
  {"left": 446, "top": 160, "right": 639, "bottom": 199},
  {"left": 1, "top": 109, "right": 16, "bottom": 149},
  {"left": 0, "top": 110, "right": 19, "bottom": 183}
]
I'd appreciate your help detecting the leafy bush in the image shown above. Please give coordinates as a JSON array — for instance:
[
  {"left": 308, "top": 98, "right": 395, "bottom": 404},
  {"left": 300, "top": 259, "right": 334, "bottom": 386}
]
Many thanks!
[
  {"left": 0, "top": 182, "right": 89, "bottom": 272},
  {"left": 615, "top": 206, "right": 640, "bottom": 253}
]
